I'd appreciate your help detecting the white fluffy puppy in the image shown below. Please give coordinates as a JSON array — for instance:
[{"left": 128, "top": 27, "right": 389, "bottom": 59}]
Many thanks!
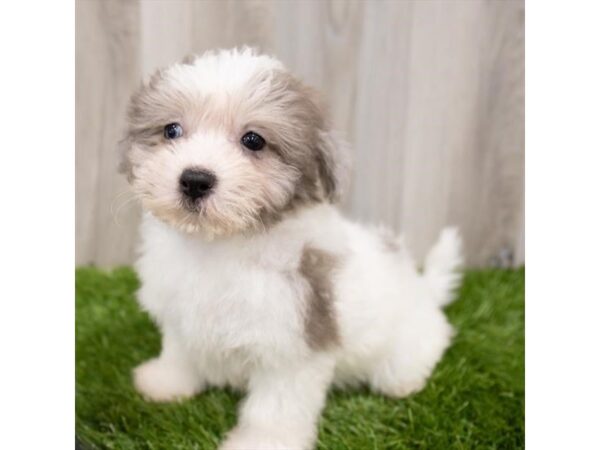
[{"left": 120, "top": 48, "right": 463, "bottom": 450}]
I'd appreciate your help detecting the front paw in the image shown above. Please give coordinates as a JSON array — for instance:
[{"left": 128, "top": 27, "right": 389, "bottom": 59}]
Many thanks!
[
  {"left": 219, "top": 426, "right": 312, "bottom": 450},
  {"left": 133, "top": 357, "right": 201, "bottom": 402}
]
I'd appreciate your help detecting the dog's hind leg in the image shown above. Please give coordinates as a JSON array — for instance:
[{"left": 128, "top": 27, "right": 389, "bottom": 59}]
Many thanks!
[{"left": 367, "top": 306, "right": 454, "bottom": 398}]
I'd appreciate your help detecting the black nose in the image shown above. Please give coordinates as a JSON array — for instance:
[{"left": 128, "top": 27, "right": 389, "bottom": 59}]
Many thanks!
[{"left": 179, "top": 169, "right": 216, "bottom": 201}]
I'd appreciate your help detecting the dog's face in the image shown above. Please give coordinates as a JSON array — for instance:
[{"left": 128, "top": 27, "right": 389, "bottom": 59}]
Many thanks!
[{"left": 120, "top": 48, "right": 349, "bottom": 237}]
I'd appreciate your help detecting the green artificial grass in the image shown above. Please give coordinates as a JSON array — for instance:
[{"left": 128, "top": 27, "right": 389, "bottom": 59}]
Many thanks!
[{"left": 76, "top": 267, "right": 524, "bottom": 450}]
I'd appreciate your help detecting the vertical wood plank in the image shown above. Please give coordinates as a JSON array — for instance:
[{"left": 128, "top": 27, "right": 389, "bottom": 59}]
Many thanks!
[
  {"left": 400, "top": 0, "right": 494, "bottom": 263},
  {"left": 189, "top": 0, "right": 278, "bottom": 55},
  {"left": 75, "top": 0, "right": 141, "bottom": 266},
  {"left": 346, "top": 0, "right": 413, "bottom": 226},
  {"left": 397, "top": 0, "right": 524, "bottom": 265},
  {"left": 140, "top": 0, "right": 194, "bottom": 76},
  {"left": 76, "top": 0, "right": 524, "bottom": 268},
  {"left": 75, "top": 0, "right": 100, "bottom": 265}
]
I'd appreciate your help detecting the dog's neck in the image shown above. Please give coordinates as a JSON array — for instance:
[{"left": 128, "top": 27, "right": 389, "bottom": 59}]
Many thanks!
[{"left": 144, "top": 202, "right": 341, "bottom": 259}]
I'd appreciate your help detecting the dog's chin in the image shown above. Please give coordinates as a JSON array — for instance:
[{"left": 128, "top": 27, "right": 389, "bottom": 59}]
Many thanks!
[{"left": 146, "top": 203, "right": 265, "bottom": 240}]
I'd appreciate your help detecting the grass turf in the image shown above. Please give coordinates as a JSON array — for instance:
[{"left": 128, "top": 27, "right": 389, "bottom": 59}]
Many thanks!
[{"left": 76, "top": 267, "right": 524, "bottom": 450}]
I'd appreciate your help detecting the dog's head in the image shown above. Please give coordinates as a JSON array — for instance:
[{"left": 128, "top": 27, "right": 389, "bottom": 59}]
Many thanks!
[{"left": 120, "top": 48, "right": 349, "bottom": 237}]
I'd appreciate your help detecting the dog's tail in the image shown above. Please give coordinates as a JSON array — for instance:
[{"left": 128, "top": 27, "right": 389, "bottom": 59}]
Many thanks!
[{"left": 423, "top": 227, "right": 463, "bottom": 307}]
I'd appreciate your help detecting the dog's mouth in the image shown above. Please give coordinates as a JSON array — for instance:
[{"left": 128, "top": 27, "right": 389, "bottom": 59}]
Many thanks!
[{"left": 180, "top": 196, "right": 205, "bottom": 213}]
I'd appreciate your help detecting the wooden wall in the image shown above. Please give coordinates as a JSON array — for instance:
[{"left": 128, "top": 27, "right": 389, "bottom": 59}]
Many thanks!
[{"left": 76, "top": 0, "right": 524, "bottom": 267}]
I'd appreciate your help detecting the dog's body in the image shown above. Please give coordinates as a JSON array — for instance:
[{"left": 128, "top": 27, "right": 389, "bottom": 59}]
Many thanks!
[{"left": 123, "top": 48, "right": 462, "bottom": 450}]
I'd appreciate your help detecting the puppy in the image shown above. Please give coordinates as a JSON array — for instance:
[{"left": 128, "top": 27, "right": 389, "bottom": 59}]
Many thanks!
[{"left": 120, "top": 48, "right": 462, "bottom": 450}]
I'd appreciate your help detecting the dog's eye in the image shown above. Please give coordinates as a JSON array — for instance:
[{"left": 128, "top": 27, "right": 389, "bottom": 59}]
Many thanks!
[
  {"left": 164, "top": 123, "right": 183, "bottom": 140},
  {"left": 241, "top": 131, "right": 266, "bottom": 151}
]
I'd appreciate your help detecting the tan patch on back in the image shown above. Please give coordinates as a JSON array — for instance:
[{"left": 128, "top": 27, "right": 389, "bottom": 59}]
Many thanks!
[{"left": 299, "top": 245, "right": 340, "bottom": 351}]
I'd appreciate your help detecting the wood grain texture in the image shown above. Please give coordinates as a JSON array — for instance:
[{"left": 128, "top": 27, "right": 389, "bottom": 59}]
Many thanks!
[
  {"left": 76, "top": 0, "right": 142, "bottom": 266},
  {"left": 76, "top": 0, "right": 524, "bottom": 267}
]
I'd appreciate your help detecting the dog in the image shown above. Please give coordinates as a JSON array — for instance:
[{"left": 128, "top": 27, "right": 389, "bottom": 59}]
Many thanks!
[{"left": 119, "top": 48, "right": 463, "bottom": 450}]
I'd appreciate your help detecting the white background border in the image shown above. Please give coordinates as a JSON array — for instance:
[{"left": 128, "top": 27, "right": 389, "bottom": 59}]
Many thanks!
[
  {"left": 1, "top": 0, "right": 600, "bottom": 448},
  {"left": 0, "top": 1, "right": 74, "bottom": 448},
  {"left": 527, "top": 1, "right": 600, "bottom": 449}
]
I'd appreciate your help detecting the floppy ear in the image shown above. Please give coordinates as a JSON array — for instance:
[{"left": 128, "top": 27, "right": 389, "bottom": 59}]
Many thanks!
[{"left": 315, "top": 130, "right": 351, "bottom": 203}]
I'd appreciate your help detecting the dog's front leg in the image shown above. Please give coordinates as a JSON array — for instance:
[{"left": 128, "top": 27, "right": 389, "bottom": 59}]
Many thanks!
[
  {"left": 133, "top": 328, "right": 204, "bottom": 402},
  {"left": 219, "top": 353, "right": 335, "bottom": 450}
]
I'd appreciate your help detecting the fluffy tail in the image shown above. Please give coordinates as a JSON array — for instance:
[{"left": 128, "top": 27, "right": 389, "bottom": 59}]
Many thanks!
[{"left": 423, "top": 227, "right": 463, "bottom": 307}]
